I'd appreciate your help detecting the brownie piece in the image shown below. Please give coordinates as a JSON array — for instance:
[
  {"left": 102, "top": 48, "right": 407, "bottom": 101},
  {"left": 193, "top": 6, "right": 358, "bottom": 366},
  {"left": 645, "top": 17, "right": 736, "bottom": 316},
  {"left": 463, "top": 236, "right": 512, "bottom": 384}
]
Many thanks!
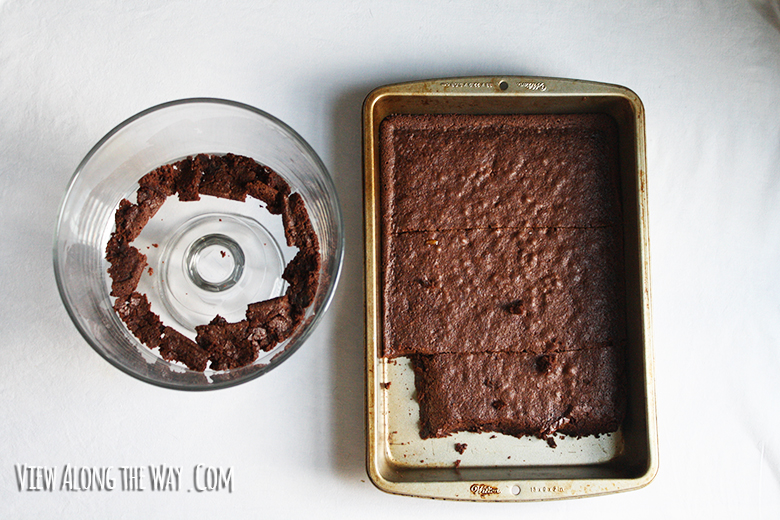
[
  {"left": 159, "top": 326, "right": 210, "bottom": 372},
  {"left": 247, "top": 179, "right": 282, "bottom": 214},
  {"left": 246, "top": 294, "right": 302, "bottom": 345},
  {"left": 175, "top": 156, "right": 201, "bottom": 201},
  {"left": 139, "top": 163, "right": 178, "bottom": 197},
  {"left": 198, "top": 153, "right": 266, "bottom": 201},
  {"left": 113, "top": 292, "right": 164, "bottom": 349},
  {"left": 411, "top": 347, "right": 626, "bottom": 440},
  {"left": 281, "top": 192, "right": 319, "bottom": 250},
  {"left": 106, "top": 238, "right": 147, "bottom": 300},
  {"left": 112, "top": 199, "right": 147, "bottom": 243},
  {"left": 198, "top": 155, "right": 243, "bottom": 201},
  {"left": 383, "top": 226, "right": 625, "bottom": 357},
  {"left": 136, "top": 186, "right": 167, "bottom": 218},
  {"left": 194, "top": 306, "right": 303, "bottom": 371},
  {"left": 225, "top": 153, "right": 265, "bottom": 188},
  {"left": 112, "top": 291, "right": 211, "bottom": 372},
  {"left": 259, "top": 165, "right": 292, "bottom": 196},
  {"left": 282, "top": 249, "right": 320, "bottom": 308},
  {"left": 380, "top": 113, "right": 620, "bottom": 233},
  {"left": 112, "top": 186, "right": 165, "bottom": 243},
  {"left": 195, "top": 316, "right": 260, "bottom": 371}
]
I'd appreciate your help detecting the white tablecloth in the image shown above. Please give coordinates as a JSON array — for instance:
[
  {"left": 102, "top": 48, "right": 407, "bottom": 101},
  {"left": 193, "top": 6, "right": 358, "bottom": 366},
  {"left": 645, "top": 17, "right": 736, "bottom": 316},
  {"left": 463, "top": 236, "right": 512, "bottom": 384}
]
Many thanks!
[{"left": 1, "top": 1, "right": 779, "bottom": 518}]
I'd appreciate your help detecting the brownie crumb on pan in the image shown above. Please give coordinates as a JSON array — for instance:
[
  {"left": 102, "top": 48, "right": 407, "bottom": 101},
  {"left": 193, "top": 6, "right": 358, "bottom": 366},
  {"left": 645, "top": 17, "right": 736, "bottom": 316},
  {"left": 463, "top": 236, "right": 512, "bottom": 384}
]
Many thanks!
[{"left": 105, "top": 153, "right": 320, "bottom": 372}]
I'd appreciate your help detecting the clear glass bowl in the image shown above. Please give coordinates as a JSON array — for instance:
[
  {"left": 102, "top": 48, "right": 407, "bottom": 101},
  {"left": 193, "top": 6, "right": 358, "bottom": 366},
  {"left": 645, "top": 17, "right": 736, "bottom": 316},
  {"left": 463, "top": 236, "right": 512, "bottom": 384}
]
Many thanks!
[{"left": 54, "top": 98, "right": 343, "bottom": 390}]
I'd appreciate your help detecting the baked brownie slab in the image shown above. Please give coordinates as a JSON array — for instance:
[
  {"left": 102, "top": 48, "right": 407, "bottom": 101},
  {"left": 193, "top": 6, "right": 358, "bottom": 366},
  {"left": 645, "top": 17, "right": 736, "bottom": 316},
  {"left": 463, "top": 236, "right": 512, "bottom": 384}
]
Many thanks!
[
  {"left": 380, "top": 113, "right": 620, "bottom": 233},
  {"left": 410, "top": 347, "right": 626, "bottom": 440},
  {"left": 383, "top": 226, "right": 625, "bottom": 357}
]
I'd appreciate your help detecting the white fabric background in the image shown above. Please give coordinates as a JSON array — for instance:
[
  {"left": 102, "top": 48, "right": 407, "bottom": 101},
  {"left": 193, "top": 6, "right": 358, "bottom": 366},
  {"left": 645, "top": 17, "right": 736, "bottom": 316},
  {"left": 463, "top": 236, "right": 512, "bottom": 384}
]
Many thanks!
[{"left": 1, "top": 0, "right": 779, "bottom": 518}]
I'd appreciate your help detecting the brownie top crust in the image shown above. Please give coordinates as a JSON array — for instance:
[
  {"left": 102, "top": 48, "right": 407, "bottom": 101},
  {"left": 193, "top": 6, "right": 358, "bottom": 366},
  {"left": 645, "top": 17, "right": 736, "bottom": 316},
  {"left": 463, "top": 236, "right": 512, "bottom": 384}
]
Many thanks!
[
  {"left": 411, "top": 347, "right": 626, "bottom": 440},
  {"left": 383, "top": 226, "right": 625, "bottom": 357},
  {"left": 380, "top": 113, "right": 621, "bottom": 233}
]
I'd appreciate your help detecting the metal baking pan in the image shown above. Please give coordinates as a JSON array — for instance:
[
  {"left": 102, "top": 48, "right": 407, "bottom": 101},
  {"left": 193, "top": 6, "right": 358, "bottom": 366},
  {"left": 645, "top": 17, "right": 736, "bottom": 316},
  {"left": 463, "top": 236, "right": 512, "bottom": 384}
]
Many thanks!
[{"left": 362, "top": 76, "right": 657, "bottom": 501}]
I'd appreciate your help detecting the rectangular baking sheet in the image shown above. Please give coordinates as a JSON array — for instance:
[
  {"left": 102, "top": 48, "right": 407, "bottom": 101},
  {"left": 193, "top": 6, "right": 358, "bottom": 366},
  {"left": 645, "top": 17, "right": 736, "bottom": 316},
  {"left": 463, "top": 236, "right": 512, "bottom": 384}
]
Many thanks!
[{"left": 363, "top": 76, "right": 657, "bottom": 501}]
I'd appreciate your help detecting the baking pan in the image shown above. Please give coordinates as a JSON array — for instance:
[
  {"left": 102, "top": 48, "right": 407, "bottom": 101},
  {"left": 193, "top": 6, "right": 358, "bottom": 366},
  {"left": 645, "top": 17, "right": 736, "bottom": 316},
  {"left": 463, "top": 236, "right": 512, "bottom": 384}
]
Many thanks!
[{"left": 363, "top": 76, "right": 657, "bottom": 501}]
